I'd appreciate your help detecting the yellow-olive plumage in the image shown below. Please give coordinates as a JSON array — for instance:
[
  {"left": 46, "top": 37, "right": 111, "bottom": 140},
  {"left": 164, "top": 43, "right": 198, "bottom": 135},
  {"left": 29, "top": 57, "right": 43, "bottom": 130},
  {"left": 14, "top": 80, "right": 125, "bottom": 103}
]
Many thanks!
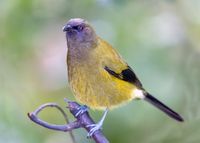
[
  {"left": 67, "top": 37, "right": 137, "bottom": 110},
  {"left": 64, "top": 18, "right": 184, "bottom": 122}
]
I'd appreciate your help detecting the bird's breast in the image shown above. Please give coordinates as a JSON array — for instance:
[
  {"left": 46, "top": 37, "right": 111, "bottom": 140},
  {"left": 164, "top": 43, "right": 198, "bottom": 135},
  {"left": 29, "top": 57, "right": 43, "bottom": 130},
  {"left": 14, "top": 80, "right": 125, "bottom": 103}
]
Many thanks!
[{"left": 67, "top": 59, "right": 136, "bottom": 110}]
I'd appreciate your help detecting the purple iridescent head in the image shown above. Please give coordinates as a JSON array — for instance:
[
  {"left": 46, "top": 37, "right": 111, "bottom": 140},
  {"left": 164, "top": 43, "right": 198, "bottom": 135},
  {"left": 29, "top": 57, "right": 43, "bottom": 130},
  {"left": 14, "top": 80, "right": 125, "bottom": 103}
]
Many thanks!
[{"left": 63, "top": 18, "right": 97, "bottom": 47}]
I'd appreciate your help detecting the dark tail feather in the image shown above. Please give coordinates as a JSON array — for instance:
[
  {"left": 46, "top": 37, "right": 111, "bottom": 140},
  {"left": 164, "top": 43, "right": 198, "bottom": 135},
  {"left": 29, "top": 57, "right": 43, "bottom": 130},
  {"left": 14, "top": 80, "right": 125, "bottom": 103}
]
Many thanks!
[{"left": 144, "top": 93, "right": 184, "bottom": 122}]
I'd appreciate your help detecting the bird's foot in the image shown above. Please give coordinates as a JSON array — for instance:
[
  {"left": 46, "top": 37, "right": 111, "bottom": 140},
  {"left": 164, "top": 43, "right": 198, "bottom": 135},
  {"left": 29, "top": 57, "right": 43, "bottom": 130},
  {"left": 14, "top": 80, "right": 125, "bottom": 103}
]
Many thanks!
[
  {"left": 86, "top": 121, "right": 103, "bottom": 137},
  {"left": 75, "top": 105, "right": 88, "bottom": 117},
  {"left": 86, "top": 108, "right": 108, "bottom": 137}
]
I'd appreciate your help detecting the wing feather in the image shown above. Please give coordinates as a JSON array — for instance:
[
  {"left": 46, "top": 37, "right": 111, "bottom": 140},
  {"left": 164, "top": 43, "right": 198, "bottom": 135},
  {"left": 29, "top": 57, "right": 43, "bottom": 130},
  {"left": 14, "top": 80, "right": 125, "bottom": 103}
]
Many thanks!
[{"left": 104, "top": 66, "right": 143, "bottom": 88}]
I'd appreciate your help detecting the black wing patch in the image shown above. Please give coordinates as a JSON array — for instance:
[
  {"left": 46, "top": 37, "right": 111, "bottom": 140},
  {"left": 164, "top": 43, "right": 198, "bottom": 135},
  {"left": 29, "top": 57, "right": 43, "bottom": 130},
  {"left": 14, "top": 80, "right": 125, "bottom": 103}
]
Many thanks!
[{"left": 104, "top": 66, "right": 143, "bottom": 88}]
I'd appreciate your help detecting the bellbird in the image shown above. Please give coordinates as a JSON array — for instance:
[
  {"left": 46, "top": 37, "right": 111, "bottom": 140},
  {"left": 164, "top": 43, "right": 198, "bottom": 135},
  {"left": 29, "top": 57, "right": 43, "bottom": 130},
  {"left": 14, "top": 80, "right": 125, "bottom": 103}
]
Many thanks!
[{"left": 63, "top": 18, "right": 184, "bottom": 136}]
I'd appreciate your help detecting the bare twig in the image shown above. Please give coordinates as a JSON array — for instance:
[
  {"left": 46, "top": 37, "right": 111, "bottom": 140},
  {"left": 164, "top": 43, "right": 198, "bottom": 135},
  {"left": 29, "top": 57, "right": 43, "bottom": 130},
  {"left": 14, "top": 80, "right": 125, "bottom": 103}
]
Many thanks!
[
  {"left": 28, "top": 103, "right": 77, "bottom": 143},
  {"left": 28, "top": 100, "right": 109, "bottom": 143}
]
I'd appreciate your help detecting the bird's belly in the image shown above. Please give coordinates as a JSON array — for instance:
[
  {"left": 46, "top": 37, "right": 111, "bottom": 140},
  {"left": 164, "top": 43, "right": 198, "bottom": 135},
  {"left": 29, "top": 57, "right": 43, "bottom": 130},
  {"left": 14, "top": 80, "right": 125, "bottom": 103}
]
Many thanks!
[{"left": 69, "top": 67, "right": 136, "bottom": 110}]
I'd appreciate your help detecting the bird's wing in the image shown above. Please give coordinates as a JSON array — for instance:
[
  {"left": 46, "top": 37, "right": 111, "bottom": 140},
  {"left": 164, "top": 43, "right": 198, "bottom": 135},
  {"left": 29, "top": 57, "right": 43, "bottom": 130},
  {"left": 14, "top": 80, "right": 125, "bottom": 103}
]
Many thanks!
[
  {"left": 96, "top": 38, "right": 143, "bottom": 89},
  {"left": 104, "top": 65, "right": 143, "bottom": 89}
]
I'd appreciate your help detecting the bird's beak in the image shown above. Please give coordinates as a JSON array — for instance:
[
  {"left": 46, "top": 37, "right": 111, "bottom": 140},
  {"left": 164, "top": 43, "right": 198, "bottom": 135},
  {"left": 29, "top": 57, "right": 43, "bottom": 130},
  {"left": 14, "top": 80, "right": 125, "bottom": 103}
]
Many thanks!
[{"left": 62, "top": 24, "right": 72, "bottom": 32}]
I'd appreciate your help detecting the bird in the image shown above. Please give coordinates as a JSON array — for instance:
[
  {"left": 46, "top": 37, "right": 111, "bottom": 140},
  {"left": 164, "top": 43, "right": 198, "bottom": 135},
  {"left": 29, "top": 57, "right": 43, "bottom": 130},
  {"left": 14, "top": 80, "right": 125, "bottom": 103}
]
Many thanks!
[{"left": 62, "top": 18, "right": 184, "bottom": 137}]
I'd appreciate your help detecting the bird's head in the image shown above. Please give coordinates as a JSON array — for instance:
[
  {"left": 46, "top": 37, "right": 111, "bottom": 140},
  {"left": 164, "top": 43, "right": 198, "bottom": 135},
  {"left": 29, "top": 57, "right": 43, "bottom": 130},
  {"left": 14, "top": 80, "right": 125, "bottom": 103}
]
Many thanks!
[{"left": 63, "top": 18, "right": 97, "bottom": 47}]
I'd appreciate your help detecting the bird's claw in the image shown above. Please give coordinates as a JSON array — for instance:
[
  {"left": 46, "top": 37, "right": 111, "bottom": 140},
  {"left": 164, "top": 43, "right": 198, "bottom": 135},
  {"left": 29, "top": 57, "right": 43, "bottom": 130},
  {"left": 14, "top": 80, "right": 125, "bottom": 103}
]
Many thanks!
[
  {"left": 75, "top": 105, "right": 88, "bottom": 117},
  {"left": 86, "top": 123, "right": 103, "bottom": 137}
]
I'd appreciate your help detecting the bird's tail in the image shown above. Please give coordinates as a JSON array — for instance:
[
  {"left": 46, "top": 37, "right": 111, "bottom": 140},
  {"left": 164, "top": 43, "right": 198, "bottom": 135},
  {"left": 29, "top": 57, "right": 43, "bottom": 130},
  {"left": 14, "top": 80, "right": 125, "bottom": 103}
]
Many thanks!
[{"left": 144, "top": 92, "right": 184, "bottom": 122}]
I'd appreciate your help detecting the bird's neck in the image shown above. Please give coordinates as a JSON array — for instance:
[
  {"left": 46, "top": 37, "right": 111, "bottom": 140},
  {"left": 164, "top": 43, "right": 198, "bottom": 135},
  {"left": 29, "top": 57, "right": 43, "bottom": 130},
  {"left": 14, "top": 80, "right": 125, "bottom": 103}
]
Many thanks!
[{"left": 67, "top": 39, "right": 98, "bottom": 61}]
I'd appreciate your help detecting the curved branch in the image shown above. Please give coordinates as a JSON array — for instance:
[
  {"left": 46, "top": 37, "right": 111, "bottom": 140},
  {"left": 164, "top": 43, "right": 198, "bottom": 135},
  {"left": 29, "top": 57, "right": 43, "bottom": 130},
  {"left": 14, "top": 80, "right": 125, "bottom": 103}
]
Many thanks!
[
  {"left": 27, "top": 103, "right": 81, "bottom": 131},
  {"left": 28, "top": 101, "right": 109, "bottom": 143}
]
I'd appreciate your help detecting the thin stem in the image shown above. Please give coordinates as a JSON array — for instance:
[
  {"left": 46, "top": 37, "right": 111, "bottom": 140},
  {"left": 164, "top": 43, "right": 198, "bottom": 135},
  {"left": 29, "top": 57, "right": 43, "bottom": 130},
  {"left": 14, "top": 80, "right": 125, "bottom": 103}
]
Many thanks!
[
  {"left": 28, "top": 101, "right": 109, "bottom": 143},
  {"left": 28, "top": 112, "right": 81, "bottom": 131},
  {"left": 28, "top": 103, "right": 78, "bottom": 143}
]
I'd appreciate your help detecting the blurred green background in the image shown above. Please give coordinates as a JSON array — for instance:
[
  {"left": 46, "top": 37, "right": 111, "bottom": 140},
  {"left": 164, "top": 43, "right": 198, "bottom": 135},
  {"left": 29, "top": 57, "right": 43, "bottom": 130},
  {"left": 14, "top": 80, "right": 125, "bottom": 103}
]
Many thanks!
[{"left": 1, "top": 0, "right": 200, "bottom": 143}]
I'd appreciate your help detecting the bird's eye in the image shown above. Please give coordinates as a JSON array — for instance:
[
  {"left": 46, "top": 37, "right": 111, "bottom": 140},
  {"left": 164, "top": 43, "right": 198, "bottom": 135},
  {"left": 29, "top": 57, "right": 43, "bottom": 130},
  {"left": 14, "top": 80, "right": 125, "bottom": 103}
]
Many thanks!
[
  {"left": 77, "top": 25, "right": 84, "bottom": 31},
  {"left": 73, "top": 25, "right": 84, "bottom": 31}
]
